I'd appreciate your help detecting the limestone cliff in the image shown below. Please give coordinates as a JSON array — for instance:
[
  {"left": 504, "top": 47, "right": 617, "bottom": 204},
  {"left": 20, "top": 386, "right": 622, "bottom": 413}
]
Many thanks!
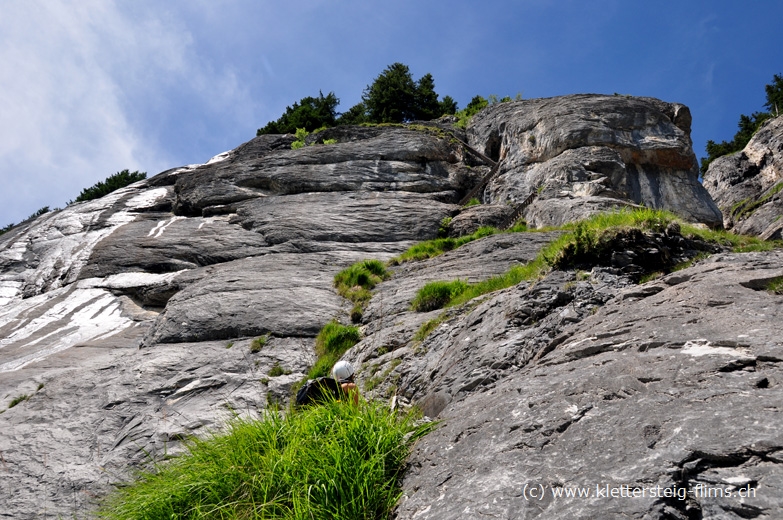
[
  {"left": 703, "top": 115, "right": 783, "bottom": 239},
  {"left": 1, "top": 95, "right": 780, "bottom": 519}
]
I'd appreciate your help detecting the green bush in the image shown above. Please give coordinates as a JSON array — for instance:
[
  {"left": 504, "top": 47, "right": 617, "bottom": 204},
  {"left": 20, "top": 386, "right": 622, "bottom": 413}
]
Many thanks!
[
  {"left": 99, "top": 400, "right": 434, "bottom": 520},
  {"left": 70, "top": 169, "right": 147, "bottom": 204}
]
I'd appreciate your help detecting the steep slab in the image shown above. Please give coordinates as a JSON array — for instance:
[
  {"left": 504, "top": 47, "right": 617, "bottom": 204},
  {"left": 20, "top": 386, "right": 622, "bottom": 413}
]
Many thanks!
[{"left": 394, "top": 252, "right": 783, "bottom": 519}]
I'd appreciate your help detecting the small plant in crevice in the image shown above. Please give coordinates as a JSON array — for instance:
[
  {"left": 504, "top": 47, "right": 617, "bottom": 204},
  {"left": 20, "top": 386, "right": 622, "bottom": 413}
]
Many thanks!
[
  {"left": 268, "top": 363, "right": 292, "bottom": 377},
  {"left": 413, "top": 314, "right": 448, "bottom": 343},
  {"left": 225, "top": 341, "right": 234, "bottom": 349},
  {"left": 8, "top": 394, "right": 30, "bottom": 409},
  {"left": 463, "top": 197, "right": 481, "bottom": 207},
  {"left": 290, "top": 127, "right": 309, "bottom": 149},
  {"left": 250, "top": 335, "right": 268, "bottom": 353},
  {"left": 437, "top": 216, "right": 452, "bottom": 238}
]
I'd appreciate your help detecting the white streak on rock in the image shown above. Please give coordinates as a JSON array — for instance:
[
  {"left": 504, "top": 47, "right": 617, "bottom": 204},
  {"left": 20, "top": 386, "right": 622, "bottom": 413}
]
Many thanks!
[{"left": 0, "top": 288, "right": 133, "bottom": 372}]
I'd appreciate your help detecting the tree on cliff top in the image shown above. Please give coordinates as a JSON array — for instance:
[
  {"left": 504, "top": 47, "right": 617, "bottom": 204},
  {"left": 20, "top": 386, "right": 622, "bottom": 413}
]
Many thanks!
[
  {"left": 700, "top": 73, "right": 783, "bottom": 174},
  {"left": 359, "top": 63, "right": 455, "bottom": 123},
  {"left": 257, "top": 91, "right": 339, "bottom": 135},
  {"left": 69, "top": 169, "right": 147, "bottom": 204}
]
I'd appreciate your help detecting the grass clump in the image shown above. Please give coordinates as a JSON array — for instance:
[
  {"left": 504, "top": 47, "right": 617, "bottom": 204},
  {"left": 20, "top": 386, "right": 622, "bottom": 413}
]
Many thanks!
[
  {"left": 99, "top": 400, "right": 434, "bottom": 520},
  {"left": 411, "top": 280, "right": 469, "bottom": 312},
  {"left": 765, "top": 276, "right": 783, "bottom": 295},
  {"left": 304, "top": 321, "right": 362, "bottom": 380},
  {"left": 390, "top": 226, "right": 498, "bottom": 265},
  {"left": 334, "top": 259, "right": 390, "bottom": 323},
  {"left": 250, "top": 335, "right": 268, "bottom": 353},
  {"left": 268, "top": 363, "right": 292, "bottom": 377},
  {"left": 464, "top": 197, "right": 481, "bottom": 207}
]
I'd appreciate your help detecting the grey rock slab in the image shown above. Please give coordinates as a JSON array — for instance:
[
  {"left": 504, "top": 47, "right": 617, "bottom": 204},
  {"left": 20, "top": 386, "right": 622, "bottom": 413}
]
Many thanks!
[
  {"left": 174, "top": 127, "right": 476, "bottom": 216},
  {"left": 231, "top": 190, "right": 458, "bottom": 245},
  {"left": 0, "top": 335, "right": 311, "bottom": 518},
  {"left": 395, "top": 251, "right": 783, "bottom": 519},
  {"left": 79, "top": 213, "right": 271, "bottom": 279},
  {"left": 447, "top": 204, "right": 516, "bottom": 237},
  {"left": 142, "top": 252, "right": 377, "bottom": 345}
]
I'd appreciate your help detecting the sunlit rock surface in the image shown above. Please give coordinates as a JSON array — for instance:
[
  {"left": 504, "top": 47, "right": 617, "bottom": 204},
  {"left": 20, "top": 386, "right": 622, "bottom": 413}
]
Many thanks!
[{"left": 2, "top": 97, "right": 778, "bottom": 519}]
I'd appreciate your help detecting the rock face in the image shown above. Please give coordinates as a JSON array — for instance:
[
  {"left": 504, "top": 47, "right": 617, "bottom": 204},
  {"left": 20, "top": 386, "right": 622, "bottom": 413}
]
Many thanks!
[
  {"left": 1, "top": 96, "right": 777, "bottom": 519},
  {"left": 703, "top": 115, "right": 783, "bottom": 239},
  {"left": 468, "top": 95, "right": 723, "bottom": 228}
]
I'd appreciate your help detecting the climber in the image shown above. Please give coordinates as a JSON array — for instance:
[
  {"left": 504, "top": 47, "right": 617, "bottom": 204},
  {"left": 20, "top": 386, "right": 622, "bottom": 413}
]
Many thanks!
[{"left": 332, "top": 360, "right": 360, "bottom": 405}]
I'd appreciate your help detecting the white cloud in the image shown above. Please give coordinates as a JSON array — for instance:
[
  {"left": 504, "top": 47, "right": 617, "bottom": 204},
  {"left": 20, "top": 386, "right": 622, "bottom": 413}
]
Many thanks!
[{"left": 0, "top": 1, "right": 209, "bottom": 224}]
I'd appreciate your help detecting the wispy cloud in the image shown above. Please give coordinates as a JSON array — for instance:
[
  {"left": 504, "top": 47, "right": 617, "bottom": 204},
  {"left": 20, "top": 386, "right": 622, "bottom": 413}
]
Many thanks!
[{"left": 0, "top": 0, "right": 251, "bottom": 224}]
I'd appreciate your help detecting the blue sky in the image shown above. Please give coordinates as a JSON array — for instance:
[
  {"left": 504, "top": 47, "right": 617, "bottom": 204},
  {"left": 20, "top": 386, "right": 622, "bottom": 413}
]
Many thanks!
[{"left": 1, "top": 0, "right": 781, "bottom": 226}]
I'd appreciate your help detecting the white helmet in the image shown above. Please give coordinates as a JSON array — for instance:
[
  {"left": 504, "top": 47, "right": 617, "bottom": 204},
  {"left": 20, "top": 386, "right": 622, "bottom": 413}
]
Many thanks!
[{"left": 332, "top": 360, "right": 355, "bottom": 382}]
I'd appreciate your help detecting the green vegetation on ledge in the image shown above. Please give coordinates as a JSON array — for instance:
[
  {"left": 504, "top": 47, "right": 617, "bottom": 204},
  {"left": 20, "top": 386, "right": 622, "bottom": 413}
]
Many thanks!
[
  {"left": 390, "top": 226, "right": 498, "bottom": 265},
  {"left": 410, "top": 208, "right": 781, "bottom": 312},
  {"left": 99, "top": 400, "right": 434, "bottom": 520}
]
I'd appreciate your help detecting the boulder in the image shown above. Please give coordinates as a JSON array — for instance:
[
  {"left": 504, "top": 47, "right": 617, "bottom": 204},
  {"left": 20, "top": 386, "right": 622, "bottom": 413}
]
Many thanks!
[{"left": 468, "top": 95, "right": 723, "bottom": 228}]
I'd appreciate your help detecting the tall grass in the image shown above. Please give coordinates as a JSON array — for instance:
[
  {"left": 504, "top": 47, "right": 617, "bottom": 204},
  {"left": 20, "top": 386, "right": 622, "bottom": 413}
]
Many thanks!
[{"left": 99, "top": 400, "right": 434, "bottom": 520}]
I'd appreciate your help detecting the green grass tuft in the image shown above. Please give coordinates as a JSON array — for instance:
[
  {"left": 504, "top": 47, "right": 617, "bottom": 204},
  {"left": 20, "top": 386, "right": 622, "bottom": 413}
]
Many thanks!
[
  {"left": 334, "top": 259, "right": 390, "bottom": 323},
  {"left": 268, "top": 363, "right": 292, "bottom": 377},
  {"left": 315, "top": 321, "right": 361, "bottom": 357},
  {"left": 250, "top": 335, "right": 268, "bottom": 353},
  {"left": 766, "top": 276, "right": 783, "bottom": 295},
  {"left": 99, "top": 400, "right": 434, "bottom": 520},
  {"left": 463, "top": 197, "right": 481, "bottom": 207}
]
